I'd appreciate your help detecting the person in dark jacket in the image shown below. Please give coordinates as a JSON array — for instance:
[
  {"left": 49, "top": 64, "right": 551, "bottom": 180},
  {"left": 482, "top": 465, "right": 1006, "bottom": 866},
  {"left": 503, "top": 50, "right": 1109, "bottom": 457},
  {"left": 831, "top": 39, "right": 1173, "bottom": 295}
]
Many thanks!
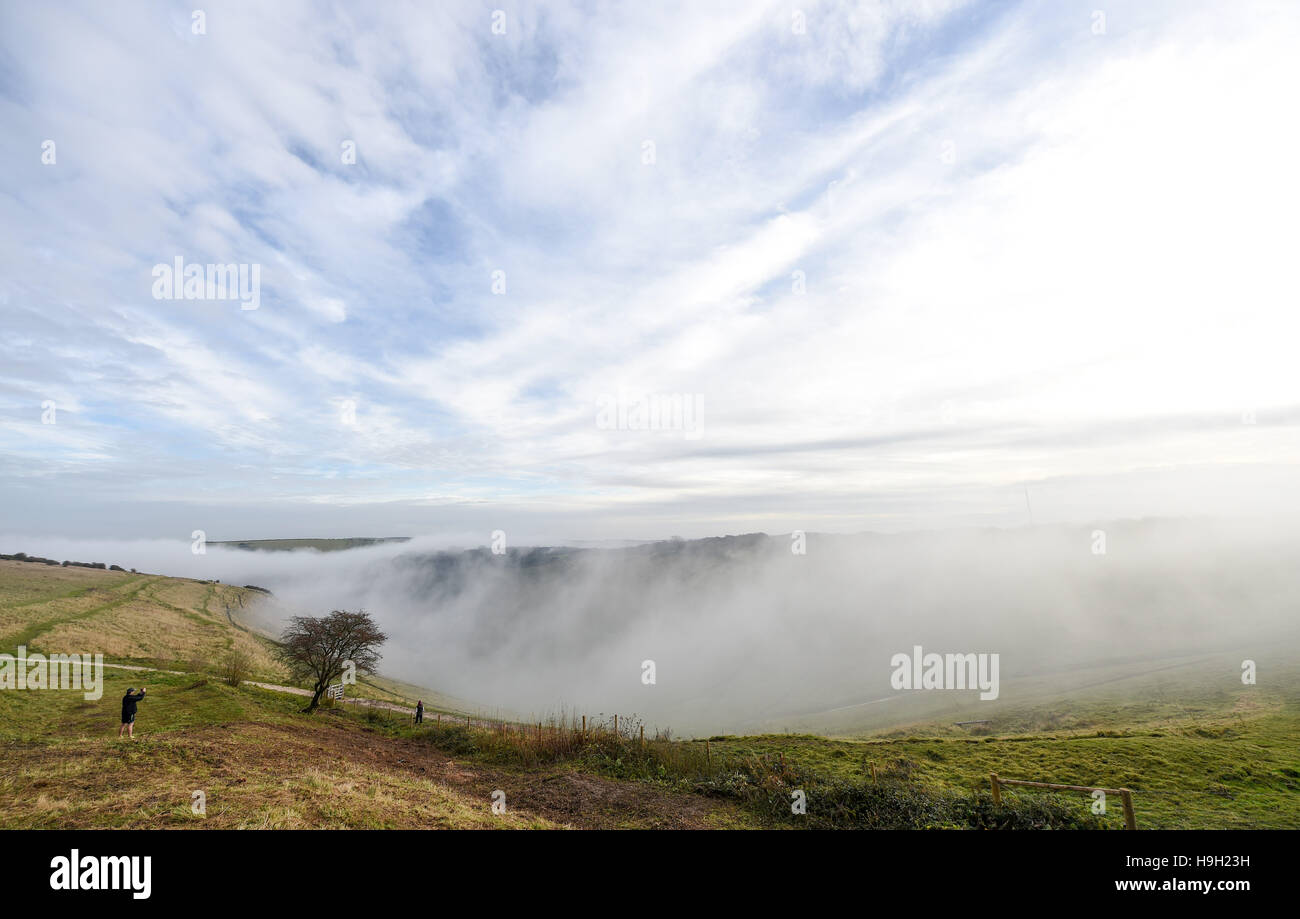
[
  {"left": 414, "top": 700, "right": 423, "bottom": 725},
  {"left": 118, "top": 686, "right": 147, "bottom": 738}
]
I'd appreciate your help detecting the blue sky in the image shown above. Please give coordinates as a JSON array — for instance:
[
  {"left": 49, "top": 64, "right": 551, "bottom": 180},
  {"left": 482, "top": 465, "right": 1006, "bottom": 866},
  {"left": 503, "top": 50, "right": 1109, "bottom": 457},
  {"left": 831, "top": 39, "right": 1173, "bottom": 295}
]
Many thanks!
[{"left": 2, "top": 0, "right": 1298, "bottom": 543}]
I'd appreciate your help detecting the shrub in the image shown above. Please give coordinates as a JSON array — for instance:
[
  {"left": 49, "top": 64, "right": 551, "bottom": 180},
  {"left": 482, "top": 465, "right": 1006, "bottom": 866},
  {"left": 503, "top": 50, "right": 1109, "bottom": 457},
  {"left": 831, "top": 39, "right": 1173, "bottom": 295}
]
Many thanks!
[
  {"left": 401, "top": 714, "right": 1109, "bottom": 830},
  {"left": 217, "top": 648, "right": 254, "bottom": 687}
]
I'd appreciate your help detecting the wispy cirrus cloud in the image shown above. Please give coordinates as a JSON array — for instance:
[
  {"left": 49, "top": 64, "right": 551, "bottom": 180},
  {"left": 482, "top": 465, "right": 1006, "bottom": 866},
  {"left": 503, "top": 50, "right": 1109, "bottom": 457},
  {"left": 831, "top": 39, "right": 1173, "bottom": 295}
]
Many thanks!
[{"left": 1, "top": 0, "right": 1298, "bottom": 541}]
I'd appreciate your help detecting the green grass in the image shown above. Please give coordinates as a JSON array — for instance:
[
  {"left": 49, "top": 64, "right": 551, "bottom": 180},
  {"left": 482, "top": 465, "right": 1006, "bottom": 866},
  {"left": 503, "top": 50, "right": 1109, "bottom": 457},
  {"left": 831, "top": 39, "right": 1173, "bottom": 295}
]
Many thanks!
[
  {"left": 3, "top": 557, "right": 1298, "bottom": 829},
  {"left": 323, "top": 649, "right": 1300, "bottom": 828},
  {"left": 0, "top": 669, "right": 561, "bottom": 828},
  {"left": 0, "top": 561, "right": 754, "bottom": 829},
  {"left": 333, "top": 709, "right": 1101, "bottom": 829},
  {"left": 5, "top": 576, "right": 149, "bottom": 650},
  {"left": 0, "top": 669, "right": 265, "bottom": 743},
  {"left": 705, "top": 656, "right": 1300, "bottom": 828},
  {"left": 0, "top": 668, "right": 752, "bottom": 829}
]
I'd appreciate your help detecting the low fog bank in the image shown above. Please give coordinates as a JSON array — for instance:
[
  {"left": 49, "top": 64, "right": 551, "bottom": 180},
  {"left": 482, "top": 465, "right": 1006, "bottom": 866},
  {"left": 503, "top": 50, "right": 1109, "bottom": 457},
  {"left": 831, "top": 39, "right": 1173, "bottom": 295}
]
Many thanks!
[{"left": 6, "top": 520, "right": 1299, "bottom": 733}]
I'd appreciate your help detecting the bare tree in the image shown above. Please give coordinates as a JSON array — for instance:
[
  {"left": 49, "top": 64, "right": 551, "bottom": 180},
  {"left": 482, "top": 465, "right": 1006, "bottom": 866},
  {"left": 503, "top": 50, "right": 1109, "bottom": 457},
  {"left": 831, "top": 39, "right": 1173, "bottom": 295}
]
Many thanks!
[{"left": 277, "top": 609, "right": 387, "bottom": 712}]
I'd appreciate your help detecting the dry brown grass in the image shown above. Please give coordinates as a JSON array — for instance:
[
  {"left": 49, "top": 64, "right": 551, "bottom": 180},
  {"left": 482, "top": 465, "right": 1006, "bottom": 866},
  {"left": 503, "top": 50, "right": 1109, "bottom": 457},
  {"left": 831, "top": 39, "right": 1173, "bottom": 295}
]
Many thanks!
[
  {"left": 0, "top": 560, "right": 756, "bottom": 830},
  {"left": 0, "top": 563, "right": 140, "bottom": 642},
  {"left": 0, "top": 561, "right": 286, "bottom": 680},
  {"left": 0, "top": 714, "right": 751, "bottom": 829},
  {"left": 0, "top": 560, "right": 133, "bottom": 605}
]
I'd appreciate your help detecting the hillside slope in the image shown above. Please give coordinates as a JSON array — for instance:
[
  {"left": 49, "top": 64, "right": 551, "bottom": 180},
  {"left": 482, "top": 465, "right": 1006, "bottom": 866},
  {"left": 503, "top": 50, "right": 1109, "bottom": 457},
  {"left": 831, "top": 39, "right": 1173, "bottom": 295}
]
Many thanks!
[
  {"left": 0, "top": 559, "right": 755, "bottom": 829},
  {"left": 0, "top": 560, "right": 285, "bottom": 679},
  {"left": 3, "top": 557, "right": 1297, "bottom": 829},
  {"left": 0, "top": 668, "right": 752, "bottom": 829}
]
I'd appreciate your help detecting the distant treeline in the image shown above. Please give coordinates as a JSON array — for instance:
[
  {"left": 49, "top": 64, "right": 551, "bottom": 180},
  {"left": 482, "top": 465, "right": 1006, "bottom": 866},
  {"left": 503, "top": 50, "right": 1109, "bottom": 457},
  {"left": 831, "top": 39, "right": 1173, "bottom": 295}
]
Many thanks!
[
  {"left": 210, "top": 537, "right": 410, "bottom": 552},
  {"left": 1, "top": 552, "right": 132, "bottom": 572}
]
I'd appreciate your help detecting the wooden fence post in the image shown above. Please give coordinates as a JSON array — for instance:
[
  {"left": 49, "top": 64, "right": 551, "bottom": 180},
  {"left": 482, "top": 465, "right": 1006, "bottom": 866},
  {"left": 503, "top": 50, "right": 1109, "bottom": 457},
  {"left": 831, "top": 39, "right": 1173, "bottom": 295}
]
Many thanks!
[
  {"left": 640, "top": 725, "right": 645, "bottom": 746},
  {"left": 871, "top": 761, "right": 877, "bottom": 783},
  {"left": 613, "top": 714, "right": 618, "bottom": 735},
  {"left": 582, "top": 715, "right": 586, "bottom": 736},
  {"left": 1120, "top": 789, "right": 1137, "bottom": 831},
  {"left": 988, "top": 776, "right": 1137, "bottom": 828}
]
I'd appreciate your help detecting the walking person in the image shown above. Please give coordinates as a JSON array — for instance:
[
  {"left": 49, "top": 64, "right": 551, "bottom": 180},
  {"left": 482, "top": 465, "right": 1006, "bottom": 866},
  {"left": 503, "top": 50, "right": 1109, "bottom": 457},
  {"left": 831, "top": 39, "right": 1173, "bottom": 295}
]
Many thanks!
[
  {"left": 118, "top": 686, "right": 147, "bottom": 738},
  {"left": 414, "top": 699, "right": 423, "bottom": 725}
]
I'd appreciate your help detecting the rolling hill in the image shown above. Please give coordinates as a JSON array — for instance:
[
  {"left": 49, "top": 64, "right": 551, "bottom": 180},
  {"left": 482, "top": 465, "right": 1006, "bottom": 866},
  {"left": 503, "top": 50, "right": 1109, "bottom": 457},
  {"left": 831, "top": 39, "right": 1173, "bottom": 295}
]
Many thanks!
[{"left": 1, "top": 555, "right": 1297, "bottom": 829}]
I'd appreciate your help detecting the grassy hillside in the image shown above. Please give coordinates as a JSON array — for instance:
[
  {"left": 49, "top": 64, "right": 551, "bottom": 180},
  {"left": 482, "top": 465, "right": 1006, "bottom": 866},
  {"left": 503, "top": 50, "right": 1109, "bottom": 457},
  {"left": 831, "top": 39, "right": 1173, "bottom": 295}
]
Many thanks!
[
  {"left": 0, "top": 560, "right": 286, "bottom": 680},
  {"left": 726, "top": 648, "right": 1300, "bottom": 827},
  {"left": 0, "top": 559, "right": 472, "bottom": 713},
  {"left": 2, "top": 558, "right": 1296, "bottom": 829},
  {"left": 0, "top": 667, "right": 759, "bottom": 828},
  {"left": 710, "top": 673, "right": 1300, "bottom": 828},
  {"left": 0, "top": 560, "right": 754, "bottom": 828}
]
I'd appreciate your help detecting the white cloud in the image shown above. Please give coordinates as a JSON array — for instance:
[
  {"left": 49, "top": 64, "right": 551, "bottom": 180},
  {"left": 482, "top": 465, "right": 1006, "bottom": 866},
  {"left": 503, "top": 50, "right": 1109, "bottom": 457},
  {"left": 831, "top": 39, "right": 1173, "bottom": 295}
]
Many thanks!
[{"left": 1, "top": 0, "right": 1298, "bottom": 538}]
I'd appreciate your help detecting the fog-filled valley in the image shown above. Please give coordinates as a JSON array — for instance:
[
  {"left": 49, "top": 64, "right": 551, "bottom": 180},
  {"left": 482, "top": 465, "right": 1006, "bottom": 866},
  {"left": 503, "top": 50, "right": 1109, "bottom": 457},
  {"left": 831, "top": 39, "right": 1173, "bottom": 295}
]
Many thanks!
[{"left": 7, "top": 519, "right": 1298, "bottom": 734}]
